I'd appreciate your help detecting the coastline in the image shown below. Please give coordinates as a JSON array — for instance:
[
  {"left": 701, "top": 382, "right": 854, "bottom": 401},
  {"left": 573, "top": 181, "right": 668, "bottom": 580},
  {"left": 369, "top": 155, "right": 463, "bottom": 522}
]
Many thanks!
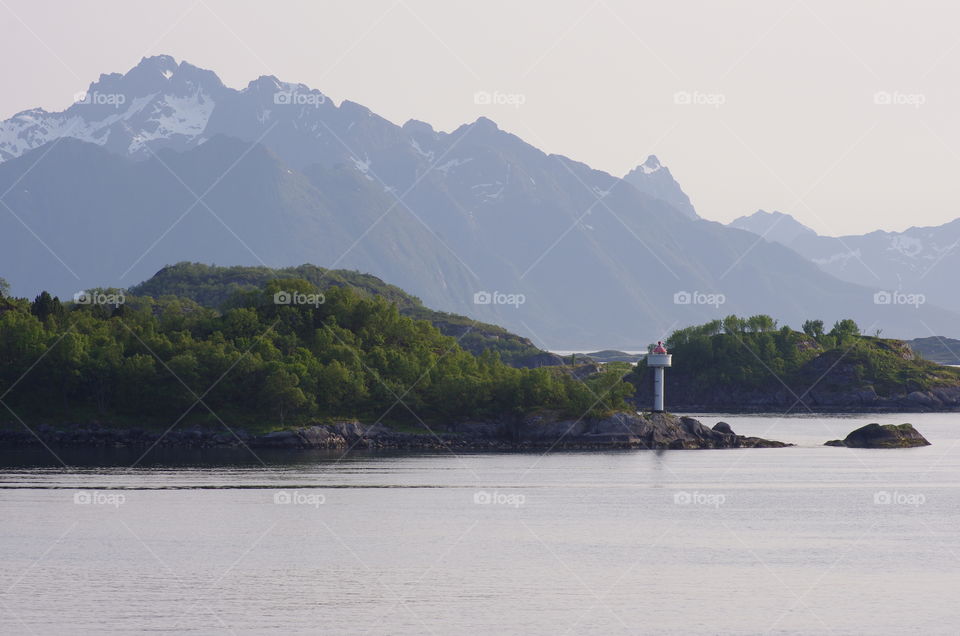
[{"left": 0, "top": 412, "right": 791, "bottom": 452}]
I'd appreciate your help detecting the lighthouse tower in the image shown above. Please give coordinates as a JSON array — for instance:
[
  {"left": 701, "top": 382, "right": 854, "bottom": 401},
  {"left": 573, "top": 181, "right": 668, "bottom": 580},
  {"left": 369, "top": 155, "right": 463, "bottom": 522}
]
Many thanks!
[{"left": 647, "top": 341, "right": 672, "bottom": 413}]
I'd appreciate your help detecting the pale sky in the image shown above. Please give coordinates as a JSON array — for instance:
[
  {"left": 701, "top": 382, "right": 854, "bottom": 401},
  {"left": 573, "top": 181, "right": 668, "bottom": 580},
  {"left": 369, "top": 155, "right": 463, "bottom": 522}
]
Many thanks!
[{"left": 3, "top": 0, "right": 960, "bottom": 236}]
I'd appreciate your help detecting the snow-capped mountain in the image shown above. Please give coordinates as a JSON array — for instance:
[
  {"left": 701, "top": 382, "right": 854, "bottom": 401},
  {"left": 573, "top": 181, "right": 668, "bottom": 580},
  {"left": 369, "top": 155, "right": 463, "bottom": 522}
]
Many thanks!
[
  {"left": 730, "top": 210, "right": 960, "bottom": 316},
  {"left": 0, "top": 56, "right": 224, "bottom": 162},
  {"left": 3, "top": 55, "right": 959, "bottom": 346},
  {"left": 1, "top": 57, "right": 701, "bottom": 213}
]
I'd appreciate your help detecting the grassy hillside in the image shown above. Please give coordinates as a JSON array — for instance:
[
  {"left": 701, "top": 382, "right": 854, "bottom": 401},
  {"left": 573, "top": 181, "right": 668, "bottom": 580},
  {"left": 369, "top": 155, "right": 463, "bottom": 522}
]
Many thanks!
[
  {"left": 129, "top": 263, "right": 555, "bottom": 367},
  {"left": 0, "top": 278, "right": 632, "bottom": 432}
]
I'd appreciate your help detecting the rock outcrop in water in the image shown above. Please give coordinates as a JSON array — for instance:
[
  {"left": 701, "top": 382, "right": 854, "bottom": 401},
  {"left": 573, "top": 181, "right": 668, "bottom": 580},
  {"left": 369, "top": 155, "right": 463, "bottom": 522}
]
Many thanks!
[
  {"left": 712, "top": 422, "right": 734, "bottom": 435},
  {"left": 824, "top": 423, "right": 931, "bottom": 448},
  {"left": 0, "top": 413, "right": 789, "bottom": 450},
  {"left": 498, "top": 412, "right": 789, "bottom": 449}
]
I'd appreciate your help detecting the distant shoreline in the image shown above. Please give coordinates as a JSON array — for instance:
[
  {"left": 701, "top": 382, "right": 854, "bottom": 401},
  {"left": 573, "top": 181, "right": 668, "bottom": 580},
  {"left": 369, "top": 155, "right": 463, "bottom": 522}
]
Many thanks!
[{"left": 663, "top": 405, "right": 960, "bottom": 414}]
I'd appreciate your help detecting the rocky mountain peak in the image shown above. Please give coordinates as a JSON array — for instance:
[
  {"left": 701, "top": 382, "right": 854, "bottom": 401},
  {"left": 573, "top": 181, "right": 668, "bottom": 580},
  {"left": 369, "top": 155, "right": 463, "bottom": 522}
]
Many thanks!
[
  {"left": 622, "top": 155, "right": 698, "bottom": 219},
  {"left": 639, "top": 154, "right": 662, "bottom": 174}
]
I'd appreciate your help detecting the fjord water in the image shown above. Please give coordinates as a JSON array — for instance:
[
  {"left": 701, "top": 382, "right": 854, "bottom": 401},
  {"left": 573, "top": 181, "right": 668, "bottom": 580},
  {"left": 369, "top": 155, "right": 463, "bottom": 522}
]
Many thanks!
[{"left": 3, "top": 413, "right": 960, "bottom": 635}]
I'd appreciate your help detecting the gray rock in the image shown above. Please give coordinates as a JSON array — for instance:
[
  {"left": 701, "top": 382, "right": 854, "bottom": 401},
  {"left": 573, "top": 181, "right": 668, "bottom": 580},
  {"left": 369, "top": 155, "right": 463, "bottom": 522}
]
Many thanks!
[
  {"left": 712, "top": 421, "right": 735, "bottom": 435},
  {"left": 298, "top": 426, "right": 341, "bottom": 447},
  {"left": 825, "top": 423, "right": 931, "bottom": 448},
  {"left": 330, "top": 420, "right": 366, "bottom": 439},
  {"left": 252, "top": 430, "right": 300, "bottom": 448},
  {"left": 906, "top": 391, "right": 941, "bottom": 408},
  {"left": 517, "top": 411, "right": 788, "bottom": 449},
  {"left": 932, "top": 387, "right": 960, "bottom": 406}
]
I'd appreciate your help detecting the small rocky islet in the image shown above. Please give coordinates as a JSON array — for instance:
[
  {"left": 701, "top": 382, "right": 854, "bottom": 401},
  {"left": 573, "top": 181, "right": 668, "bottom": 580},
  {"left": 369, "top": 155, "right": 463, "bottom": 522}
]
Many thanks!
[{"left": 825, "top": 423, "right": 931, "bottom": 448}]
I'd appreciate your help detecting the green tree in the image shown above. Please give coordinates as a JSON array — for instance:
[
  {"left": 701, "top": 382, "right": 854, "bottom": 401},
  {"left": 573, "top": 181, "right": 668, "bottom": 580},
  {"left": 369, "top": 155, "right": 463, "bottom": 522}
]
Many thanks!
[
  {"left": 46, "top": 331, "right": 88, "bottom": 410},
  {"left": 746, "top": 314, "right": 777, "bottom": 333},
  {"left": 262, "top": 363, "right": 308, "bottom": 426},
  {"left": 722, "top": 315, "right": 745, "bottom": 335},
  {"left": 830, "top": 319, "right": 860, "bottom": 343},
  {"left": 30, "top": 291, "right": 64, "bottom": 323},
  {"left": 802, "top": 319, "right": 825, "bottom": 338}
]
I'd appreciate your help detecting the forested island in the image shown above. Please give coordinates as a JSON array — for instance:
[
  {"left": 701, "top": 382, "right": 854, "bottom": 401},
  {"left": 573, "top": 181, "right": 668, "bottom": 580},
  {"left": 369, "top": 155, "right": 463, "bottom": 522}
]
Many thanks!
[
  {"left": 2, "top": 267, "right": 789, "bottom": 450},
  {"left": 1, "top": 264, "right": 956, "bottom": 453},
  {"left": 0, "top": 271, "right": 630, "bottom": 434},
  {"left": 631, "top": 316, "right": 960, "bottom": 411}
]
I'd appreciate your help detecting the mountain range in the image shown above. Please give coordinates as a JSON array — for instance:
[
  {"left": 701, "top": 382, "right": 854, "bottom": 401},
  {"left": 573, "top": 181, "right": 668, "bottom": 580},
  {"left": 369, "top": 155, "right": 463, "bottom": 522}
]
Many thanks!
[
  {"left": 2, "top": 55, "right": 958, "bottom": 348},
  {"left": 730, "top": 210, "right": 960, "bottom": 317}
]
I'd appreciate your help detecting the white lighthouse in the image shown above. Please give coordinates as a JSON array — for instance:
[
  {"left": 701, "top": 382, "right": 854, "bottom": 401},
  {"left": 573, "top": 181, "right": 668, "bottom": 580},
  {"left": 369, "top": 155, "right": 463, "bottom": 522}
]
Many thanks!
[{"left": 647, "top": 341, "right": 672, "bottom": 413}]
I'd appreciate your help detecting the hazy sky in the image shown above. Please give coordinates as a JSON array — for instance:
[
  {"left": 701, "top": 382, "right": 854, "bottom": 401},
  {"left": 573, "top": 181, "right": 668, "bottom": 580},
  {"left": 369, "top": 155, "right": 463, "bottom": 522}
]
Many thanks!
[{"left": 3, "top": 0, "right": 959, "bottom": 236}]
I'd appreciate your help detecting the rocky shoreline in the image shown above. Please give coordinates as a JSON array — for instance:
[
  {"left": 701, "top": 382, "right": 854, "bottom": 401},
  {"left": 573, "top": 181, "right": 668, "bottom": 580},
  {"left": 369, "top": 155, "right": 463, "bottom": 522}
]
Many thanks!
[{"left": 0, "top": 412, "right": 790, "bottom": 451}]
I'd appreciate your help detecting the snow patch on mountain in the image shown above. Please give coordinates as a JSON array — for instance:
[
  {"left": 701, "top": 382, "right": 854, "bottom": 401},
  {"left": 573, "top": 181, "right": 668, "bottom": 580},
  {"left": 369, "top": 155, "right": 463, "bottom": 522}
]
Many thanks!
[
  {"left": 0, "top": 87, "right": 217, "bottom": 161},
  {"left": 592, "top": 186, "right": 610, "bottom": 197},
  {"left": 127, "top": 90, "right": 215, "bottom": 153},
  {"left": 0, "top": 93, "right": 160, "bottom": 160},
  {"left": 435, "top": 157, "right": 471, "bottom": 176},
  {"left": 410, "top": 140, "right": 434, "bottom": 161},
  {"left": 0, "top": 110, "right": 72, "bottom": 159},
  {"left": 811, "top": 249, "right": 863, "bottom": 268},
  {"left": 888, "top": 235, "right": 924, "bottom": 259},
  {"left": 350, "top": 155, "right": 373, "bottom": 180}
]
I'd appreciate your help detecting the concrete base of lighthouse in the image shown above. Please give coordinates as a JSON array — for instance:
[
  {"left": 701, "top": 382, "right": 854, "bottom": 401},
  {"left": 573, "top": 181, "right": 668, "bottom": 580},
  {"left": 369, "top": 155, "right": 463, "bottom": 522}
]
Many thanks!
[{"left": 646, "top": 353, "right": 672, "bottom": 413}]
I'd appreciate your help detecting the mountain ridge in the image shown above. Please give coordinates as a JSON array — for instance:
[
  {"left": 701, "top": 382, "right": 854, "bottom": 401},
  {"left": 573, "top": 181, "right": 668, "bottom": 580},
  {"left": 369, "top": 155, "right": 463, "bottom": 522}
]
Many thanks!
[
  {"left": 3, "top": 55, "right": 960, "bottom": 347},
  {"left": 729, "top": 209, "right": 960, "bottom": 316}
]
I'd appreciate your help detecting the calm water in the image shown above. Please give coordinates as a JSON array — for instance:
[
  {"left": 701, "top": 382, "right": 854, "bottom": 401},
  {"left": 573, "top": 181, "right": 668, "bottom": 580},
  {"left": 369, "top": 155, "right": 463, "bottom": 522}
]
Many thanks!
[{"left": 2, "top": 413, "right": 960, "bottom": 635}]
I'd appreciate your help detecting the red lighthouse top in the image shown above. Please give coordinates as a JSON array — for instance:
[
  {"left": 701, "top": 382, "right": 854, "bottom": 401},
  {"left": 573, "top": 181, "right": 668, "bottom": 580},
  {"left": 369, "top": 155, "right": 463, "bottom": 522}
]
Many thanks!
[{"left": 652, "top": 341, "right": 668, "bottom": 354}]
